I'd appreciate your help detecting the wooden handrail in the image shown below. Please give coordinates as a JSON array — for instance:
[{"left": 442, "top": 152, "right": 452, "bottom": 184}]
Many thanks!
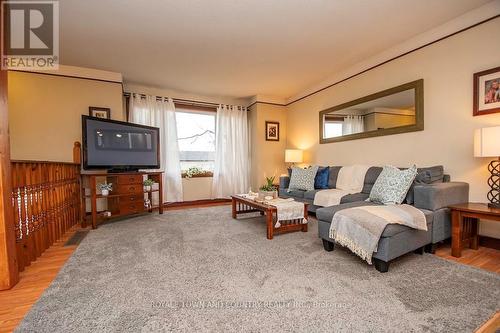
[{"left": 10, "top": 160, "right": 81, "bottom": 272}]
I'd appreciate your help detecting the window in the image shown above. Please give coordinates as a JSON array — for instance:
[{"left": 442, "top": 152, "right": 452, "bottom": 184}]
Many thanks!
[
  {"left": 324, "top": 121, "right": 343, "bottom": 138},
  {"left": 175, "top": 108, "right": 216, "bottom": 174}
]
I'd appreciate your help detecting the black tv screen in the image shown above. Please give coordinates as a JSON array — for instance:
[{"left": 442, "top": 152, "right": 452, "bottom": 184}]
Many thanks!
[{"left": 82, "top": 116, "right": 160, "bottom": 171}]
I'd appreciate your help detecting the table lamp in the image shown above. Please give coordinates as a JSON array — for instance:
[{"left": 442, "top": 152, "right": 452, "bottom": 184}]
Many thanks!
[
  {"left": 285, "top": 149, "right": 303, "bottom": 168},
  {"left": 474, "top": 126, "right": 500, "bottom": 208}
]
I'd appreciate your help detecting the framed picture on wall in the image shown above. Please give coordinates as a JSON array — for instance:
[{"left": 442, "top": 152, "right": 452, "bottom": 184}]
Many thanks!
[
  {"left": 89, "top": 107, "right": 111, "bottom": 119},
  {"left": 265, "top": 121, "right": 280, "bottom": 141},
  {"left": 473, "top": 66, "right": 500, "bottom": 116}
]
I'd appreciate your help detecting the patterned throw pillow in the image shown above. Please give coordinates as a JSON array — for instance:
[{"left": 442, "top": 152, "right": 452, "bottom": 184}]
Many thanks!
[
  {"left": 288, "top": 166, "right": 319, "bottom": 192},
  {"left": 369, "top": 165, "right": 417, "bottom": 204}
]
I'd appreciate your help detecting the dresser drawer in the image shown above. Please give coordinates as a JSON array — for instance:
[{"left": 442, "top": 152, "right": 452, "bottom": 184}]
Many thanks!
[
  {"left": 121, "top": 194, "right": 143, "bottom": 203},
  {"left": 119, "top": 201, "right": 144, "bottom": 215},
  {"left": 116, "top": 184, "right": 143, "bottom": 194},
  {"left": 117, "top": 174, "right": 143, "bottom": 185}
]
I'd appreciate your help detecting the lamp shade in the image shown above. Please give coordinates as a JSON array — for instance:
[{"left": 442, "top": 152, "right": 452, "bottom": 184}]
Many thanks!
[
  {"left": 474, "top": 126, "right": 500, "bottom": 157},
  {"left": 285, "top": 149, "right": 303, "bottom": 163}
]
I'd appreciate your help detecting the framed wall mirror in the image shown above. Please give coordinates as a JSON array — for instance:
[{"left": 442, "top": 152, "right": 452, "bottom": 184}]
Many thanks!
[{"left": 319, "top": 79, "right": 424, "bottom": 144}]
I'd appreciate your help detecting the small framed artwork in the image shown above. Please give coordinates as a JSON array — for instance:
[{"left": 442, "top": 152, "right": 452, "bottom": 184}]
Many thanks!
[
  {"left": 265, "top": 121, "right": 280, "bottom": 141},
  {"left": 473, "top": 66, "right": 500, "bottom": 116},
  {"left": 89, "top": 107, "right": 111, "bottom": 119}
]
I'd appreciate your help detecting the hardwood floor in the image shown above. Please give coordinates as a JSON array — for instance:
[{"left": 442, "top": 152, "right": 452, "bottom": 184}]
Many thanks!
[
  {"left": 166, "top": 201, "right": 231, "bottom": 211},
  {"left": 0, "top": 205, "right": 498, "bottom": 332},
  {"left": 435, "top": 243, "right": 500, "bottom": 274}
]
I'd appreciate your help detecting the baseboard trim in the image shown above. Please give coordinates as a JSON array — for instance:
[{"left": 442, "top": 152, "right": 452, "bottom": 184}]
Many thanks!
[
  {"left": 165, "top": 199, "right": 231, "bottom": 208},
  {"left": 479, "top": 236, "right": 500, "bottom": 251}
]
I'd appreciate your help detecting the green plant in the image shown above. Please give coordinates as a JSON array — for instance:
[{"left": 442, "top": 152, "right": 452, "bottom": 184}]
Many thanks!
[
  {"left": 259, "top": 176, "right": 276, "bottom": 191},
  {"left": 97, "top": 183, "right": 113, "bottom": 191},
  {"left": 185, "top": 167, "right": 205, "bottom": 178},
  {"left": 143, "top": 179, "right": 154, "bottom": 186}
]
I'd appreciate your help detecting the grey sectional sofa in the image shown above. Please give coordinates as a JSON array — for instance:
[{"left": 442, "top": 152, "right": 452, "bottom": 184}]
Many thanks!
[{"left": 279, "top": 166, "right": 469, "bottom": 272}]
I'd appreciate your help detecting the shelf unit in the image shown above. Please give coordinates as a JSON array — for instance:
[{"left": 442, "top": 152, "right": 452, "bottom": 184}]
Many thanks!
[{"left": 81, "top": 171, "right": 164, "bottom": 229}]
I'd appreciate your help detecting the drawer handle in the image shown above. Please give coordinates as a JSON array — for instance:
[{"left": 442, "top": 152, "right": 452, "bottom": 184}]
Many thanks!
[
  {"left": 129, "top": 177, "right": 135, "bottom": 182},
  {"left": 129, "top": 187, "right": 135, "bottom": 191},
  {"left": 130, "top": 197, "right": 135, "bottom": 201}
]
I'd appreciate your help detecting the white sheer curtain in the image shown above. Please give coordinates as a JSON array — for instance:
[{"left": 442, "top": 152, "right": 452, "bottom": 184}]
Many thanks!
[
  {"left": 129, "top": 94, "right": 183, "bottom": 202},
  {"left": 211, "top": 105, "right": 250, "bottom": 198},
  {"left": 342, "top": 115, "right": 364, "bottom": 135}
]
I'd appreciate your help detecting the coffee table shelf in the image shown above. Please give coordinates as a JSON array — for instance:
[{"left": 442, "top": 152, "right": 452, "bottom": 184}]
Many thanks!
[{"left": 231, "top": 195, "right": 308, "bottom": 239}]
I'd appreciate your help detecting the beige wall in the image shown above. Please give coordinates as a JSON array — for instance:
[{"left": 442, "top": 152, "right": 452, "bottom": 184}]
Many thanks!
[
  {"left": 364, "top": 113, "right": 416, "bottom": 131},
  {"left": 286, "top": 18, "right": 500, "bottom": 237},
  {"left": 8, "top": 71, "right": 124, "bottom": 162},
  {"left": 249, "top": 103, "right": 287, "bottom": 191},
  {"left": 182, "top": 177, "right": 213, "bottom": 201}
]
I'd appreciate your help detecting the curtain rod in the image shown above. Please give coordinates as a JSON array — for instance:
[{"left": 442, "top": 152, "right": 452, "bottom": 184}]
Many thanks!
[{"left": 123, "top": 92, "right": 246, "bottom": 109}]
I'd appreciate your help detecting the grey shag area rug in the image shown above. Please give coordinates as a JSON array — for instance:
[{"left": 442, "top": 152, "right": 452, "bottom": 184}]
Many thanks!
[{"left": 17, "top": 206, "right": 500, "bottom": 332}]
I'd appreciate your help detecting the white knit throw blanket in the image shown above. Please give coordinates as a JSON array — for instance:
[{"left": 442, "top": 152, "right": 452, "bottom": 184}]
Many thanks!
[
  {"left": 313, "top": 165, "right": 370, "bottom": 207},
  {"left": 265, "top": 198, "right": 307, "bottom": 228},
  {"left": 329, "top": 204, "right": 427, "bottom": 264}
]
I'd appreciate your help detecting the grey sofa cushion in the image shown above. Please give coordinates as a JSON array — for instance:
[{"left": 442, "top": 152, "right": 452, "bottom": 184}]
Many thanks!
[
  {"left": 414, "top": 182, "right": 469, "bottom": 211},
  {"left": 405, "top": 165, "right": 449, "bottom": 205},
  {"left": 415, "top": 165, "right": 444, "bottom": 184},
  {"left": 406, "top": 166, "right": 445, "bottom": 204},
  {"left": 304, "top": 189, "right": 321, "bottom": 200},
  {"left": 431, "top": 208, "right": 451, "bottom": 243},
  {"left": 316, "top": 202, "right": 433, "bottom": 238},
  {"left": 361, "top": 167, "right": 383, "bottom": 194},
  {"left": 327, "top": 166, "right": 342, "bottom": 189},
  {"left": 280, "top": 188, "right": 305, "bottom": 199},
  {"left": 340, "top": 192, "right": 370, "bottom": 203}
]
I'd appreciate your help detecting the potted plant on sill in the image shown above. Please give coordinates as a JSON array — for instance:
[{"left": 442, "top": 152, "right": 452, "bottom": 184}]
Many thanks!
[
  {"left": 259, "top": 176, "right": 277, "bottom": 199},
  {"left": 184, "top": 167, "right": 212, "bottom": 179},
  {"left": 97, "top": 183, "right": 113, "bottom": 196},
  {"left": 143, "top": 179, "right": 154, "bottom": 192}
]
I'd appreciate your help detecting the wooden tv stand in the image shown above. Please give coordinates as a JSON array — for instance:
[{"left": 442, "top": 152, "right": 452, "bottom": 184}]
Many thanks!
[{"left": 81, "top": 171, "right": 164, "bottom": 229}]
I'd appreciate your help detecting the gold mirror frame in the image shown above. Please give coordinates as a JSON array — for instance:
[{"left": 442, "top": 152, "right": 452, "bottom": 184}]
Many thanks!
[{"left": 319, "top": 79, "right": 424, "bottom": 144}]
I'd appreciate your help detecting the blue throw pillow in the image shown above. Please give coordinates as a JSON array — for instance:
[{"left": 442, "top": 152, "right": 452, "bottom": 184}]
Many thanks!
[{"left": 314, "top": 167, "right": 330, "bottom": 189}]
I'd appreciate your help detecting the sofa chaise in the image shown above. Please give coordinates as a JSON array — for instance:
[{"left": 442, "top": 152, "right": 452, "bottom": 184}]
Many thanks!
[{"left": 279, "top": 166, "right": 469, "bottom": 272}]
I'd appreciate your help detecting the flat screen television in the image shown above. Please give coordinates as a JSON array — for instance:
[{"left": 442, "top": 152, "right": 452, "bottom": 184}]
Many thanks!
[{"left": 82, "top": 115, "right": 160, "bottom": 172}]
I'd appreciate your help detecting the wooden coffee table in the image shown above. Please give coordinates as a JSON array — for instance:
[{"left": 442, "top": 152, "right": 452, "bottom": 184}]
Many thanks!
[{"left": 231, "top": 195, "right": 308, "bottom": 240}]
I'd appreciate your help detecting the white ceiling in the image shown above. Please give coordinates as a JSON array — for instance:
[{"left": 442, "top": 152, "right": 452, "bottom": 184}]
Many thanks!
[{"left": 59, "top": 0, "right": 492, "bottom": 100}]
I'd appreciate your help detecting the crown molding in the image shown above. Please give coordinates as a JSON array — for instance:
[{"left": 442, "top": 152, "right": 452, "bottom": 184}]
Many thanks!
[{"left": 10, "top": 65, "right": 123, "bottom": 83}]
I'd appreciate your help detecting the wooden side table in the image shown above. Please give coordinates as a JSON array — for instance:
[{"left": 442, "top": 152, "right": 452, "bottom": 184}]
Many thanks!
[{"left": 448, "top": 203, "right": 500, "bottom": 258}]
